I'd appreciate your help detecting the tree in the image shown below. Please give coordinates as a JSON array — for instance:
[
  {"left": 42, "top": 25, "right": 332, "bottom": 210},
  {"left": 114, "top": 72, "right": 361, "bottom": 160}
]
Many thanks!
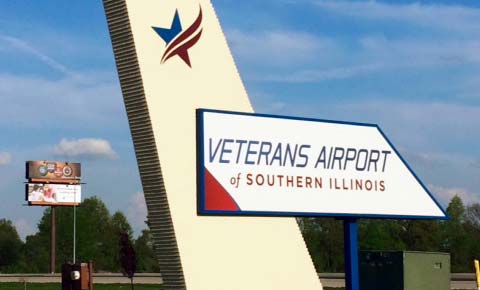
[
  {"left": 75, "top": 197, "right": 116, "bottom": 270},
  {"left": 359, "top": 219, "right": 406, "bottom": 251},
  {"left": 119, "top": 231, "right": 137, "bottom": 290},
  {"left": 107, "top": 211, "right": 134, "bottom": 270},
  {"left": 465, "top": 203, "right": 480, "bottom": 226},
  {"left": 55, "top": 197, "right": 114, "bottom": 271},
  {"left": 299, "top": 217, "right": 344, "bottom": 272},
  {"left": 0, "top": 219, "right": 23, "bottom": 272},
  {"left": 443, "top": 195, "right": 469, "bottom": 272},
  {"left": 135, "top": 229, "right": 160, "bottom": 272},
  {"left": 111, "top": 211, "right": 133, "bottom": 237},
  {"left": 464, "top": 203, "right": 480, "bottom": 266},
  {"left": 23, "top": 211, "right": 51, "bottom": 272},
  {"left": 401, "top": 219, "right": 441, "bottom": 252},
  {"left": 23, "top": 196, "right": 134, "bottom": 272}
]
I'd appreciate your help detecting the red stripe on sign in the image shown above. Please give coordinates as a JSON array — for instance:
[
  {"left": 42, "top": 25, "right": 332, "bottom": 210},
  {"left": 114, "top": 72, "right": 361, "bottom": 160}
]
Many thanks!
[{"left": 204, "top": 169, "right": 240, "bottom": 211}]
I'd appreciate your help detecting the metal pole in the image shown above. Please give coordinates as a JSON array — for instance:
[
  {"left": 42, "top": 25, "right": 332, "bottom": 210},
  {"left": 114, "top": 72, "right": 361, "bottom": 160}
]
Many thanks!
[
  {"left": 73, "top": 189, "right": 77, "bottom": 264},
  {"left": 88, "top": 260, "right": 94, "bottom": 290},
  {"left": 343, "top": 218, "right": 360, "bottom": 290},
  {"left": 50, "top": 206, "right": 56, "bottom": 273}
]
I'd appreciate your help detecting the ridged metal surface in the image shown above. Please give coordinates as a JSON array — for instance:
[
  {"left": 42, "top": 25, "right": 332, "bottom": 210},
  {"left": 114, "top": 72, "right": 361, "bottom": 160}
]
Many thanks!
[{"left": 102, "top": 1, "right": 186, "bottom": 289}]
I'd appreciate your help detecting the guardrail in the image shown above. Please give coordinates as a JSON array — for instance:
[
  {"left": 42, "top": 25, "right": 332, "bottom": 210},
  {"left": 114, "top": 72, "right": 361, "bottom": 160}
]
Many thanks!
[{"left": 0, "top": 273, "right": 477, "bottom": 288}]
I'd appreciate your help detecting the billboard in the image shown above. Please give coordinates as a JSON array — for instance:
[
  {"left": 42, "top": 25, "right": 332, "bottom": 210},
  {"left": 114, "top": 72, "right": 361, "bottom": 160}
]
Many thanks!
[
  {"left": 197, "top": 109, "right": 447, "bottom": 219},
  {"left": 26, "top": 161, "right": 81, "bottom": 181},
  {"left": 26, "top": 183, "right": 81, "bottom": 206}
]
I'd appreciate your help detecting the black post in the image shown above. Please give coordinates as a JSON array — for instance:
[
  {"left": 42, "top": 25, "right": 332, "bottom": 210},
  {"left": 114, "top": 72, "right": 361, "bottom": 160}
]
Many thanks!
[{"left": 50, "top": 206, "right": 56, "bottom": 273}]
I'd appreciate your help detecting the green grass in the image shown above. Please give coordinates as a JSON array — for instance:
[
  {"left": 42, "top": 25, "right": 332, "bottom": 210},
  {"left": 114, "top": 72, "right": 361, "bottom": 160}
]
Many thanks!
[
  {"left": 0, "top": 284, "right": 350, "bottom": 290},
  {"left": 0, "top": 284, "right": 347, "bottom": 290},
  {"left": 0, "top": 283, "right": 164, "bottom": 290},
  {"left": 1, "top": 285, "right": 470, "bottom": 290}
]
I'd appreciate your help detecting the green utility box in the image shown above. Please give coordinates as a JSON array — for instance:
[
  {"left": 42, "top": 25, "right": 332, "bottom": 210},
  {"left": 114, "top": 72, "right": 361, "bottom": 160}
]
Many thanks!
[{"left": 359, "top": 251, "right": 450, "bottom": 290}]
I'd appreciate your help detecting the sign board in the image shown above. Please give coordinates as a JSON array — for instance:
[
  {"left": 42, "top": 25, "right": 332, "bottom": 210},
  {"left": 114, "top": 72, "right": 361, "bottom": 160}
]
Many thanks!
[
  {"left": 26, "top": 183, "right": 81, "bottom": 206},
  {"left": 26, "top": 161, "right": 81, "bottom": 181},
  {"left": 197, "top": 109, "right": 447, "bottom": 219}
]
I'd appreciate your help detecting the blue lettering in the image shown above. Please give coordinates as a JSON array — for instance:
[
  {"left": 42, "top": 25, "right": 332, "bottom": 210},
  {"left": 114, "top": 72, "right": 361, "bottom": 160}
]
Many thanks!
[
  {"left": 270, "top": 143, "right": 283, "bottom": 166},
  {"left": 344, "top": 148, "right": 357, "bottom": 170},
  {"left": 283, "top": 143, "right": 297, "bottom": 167},
  {"left": 315, "top": 146, "right": 327, "bottom": 169},
  {"left": 209, "top": 138, "right": 223, "bottom": 163},
  {"left": 245, "top": 141, "right": 259, "bottom": 165},
  {"left": 219, "top": 139, "right": 234, "bottom": 163},
  {"left": 296, "top": 144, "right": 310, "bottom": 168},
  {"left": 235, "top": 139, "right": 248, "bottom": 164},
  {"left": 257, "top": 142, "right": 272, "bottom": 165}
]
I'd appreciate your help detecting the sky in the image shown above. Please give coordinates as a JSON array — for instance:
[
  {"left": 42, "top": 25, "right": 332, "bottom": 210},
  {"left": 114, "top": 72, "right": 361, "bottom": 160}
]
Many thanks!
[{"left": 0, "top": 0, "right": 479, "bottom": 240}]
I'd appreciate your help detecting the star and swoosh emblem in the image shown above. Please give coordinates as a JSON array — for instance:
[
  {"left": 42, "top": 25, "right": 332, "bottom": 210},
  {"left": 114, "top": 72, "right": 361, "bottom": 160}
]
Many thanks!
[{"left": 152, "top": 6, "right": 203, "bottom": 68}]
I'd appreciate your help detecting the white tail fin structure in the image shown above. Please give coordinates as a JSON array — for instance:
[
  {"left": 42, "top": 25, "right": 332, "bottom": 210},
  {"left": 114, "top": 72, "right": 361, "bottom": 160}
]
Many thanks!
[{"left": 103, "top": 1, "right": 322, "bottom": 289}]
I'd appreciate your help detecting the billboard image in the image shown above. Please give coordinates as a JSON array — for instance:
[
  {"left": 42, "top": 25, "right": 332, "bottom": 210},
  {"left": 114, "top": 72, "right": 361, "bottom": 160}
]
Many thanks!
[
  {"left": 197, "top": 109, "right": 446, "bottom": 219},
  {"left": 26, "top": 183, "right": 81, "bottom": 206},
  {"left": 26, "top": 161, "right": 81, "bottom": 181}
]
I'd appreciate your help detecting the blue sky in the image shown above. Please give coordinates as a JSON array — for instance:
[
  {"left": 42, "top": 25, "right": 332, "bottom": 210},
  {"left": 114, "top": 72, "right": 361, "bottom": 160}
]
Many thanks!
[{"left": 0, "top": 0, "right": 479, "bottom": 239}]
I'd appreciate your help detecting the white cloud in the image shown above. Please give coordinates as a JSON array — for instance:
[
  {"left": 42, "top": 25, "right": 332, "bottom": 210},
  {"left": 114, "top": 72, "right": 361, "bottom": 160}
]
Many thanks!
[
  {"left": 0, "top": 73, "right": 124, "bottom": 130},
  {"left": 249, "top": 35, "right": 480, "bottom": 83},
  {"left": 229, "top": 2, "right": 480, "bottom": 83},
  {"left": 254, "top": 63, "right": 385, "bottom": 82},
  {"left": 460, "top": 75, "right": 480, "bottom": 100},
  {"left": 0, "top": 33, "right": 125, "bottom": 133},
  {"left": 0, "top": 34, "right": 71, "bottom": 75},
  {"left": 227, "top": 29, "right": 336, "bottom": 66},
  {"left": 256, "top": 97, "right": 480, "bottom": 159},
  {"left": 428, "top": 184, "right": 480, "bottom": 207},
  {"left": 250, "top": 90, "right": 289, "bottom": 114},
  {"left": 399, "top": 150, "right": 480, "bottom": 202},
  {"left": 308, "top": 100, "right": 480, "bottom": 153},
  {"left": 358, "top": 36, "right": 480, "bottom": 66},
  {"left": 0, "top": 152, "right": 11, "bottom": 165},
  {"left": 14, "top": 218, "right": 36, "bottom": 241},
  {"left": 314, "top": 0, "right": 480, "bottom": 34},
  {"left": 54, "top": 138, "right": 117, "bottom": 159},
  {"left": 126, "top": 192, "right": 148, "bottom": 235}
]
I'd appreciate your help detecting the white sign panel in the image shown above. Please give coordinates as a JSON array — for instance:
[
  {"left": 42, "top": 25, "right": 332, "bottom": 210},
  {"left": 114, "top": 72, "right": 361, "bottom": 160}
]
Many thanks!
[
  {"left": 26, "top": 183, "right": 81, "bottom": 206},
  {"left": 197, "top": 109, "right": 446, "bottom": 219}
]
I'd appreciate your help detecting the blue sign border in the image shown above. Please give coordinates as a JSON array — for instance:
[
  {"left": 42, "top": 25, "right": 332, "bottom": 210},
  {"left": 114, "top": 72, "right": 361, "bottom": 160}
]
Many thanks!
[{"left": 196, "top": 108, "right": 448, "bottom": 220}]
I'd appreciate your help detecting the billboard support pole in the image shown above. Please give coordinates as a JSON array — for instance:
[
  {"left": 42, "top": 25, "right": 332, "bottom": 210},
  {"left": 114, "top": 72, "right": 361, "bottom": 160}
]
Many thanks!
[
  {"left": 50, "top": 205, "right": 56, "bottom": 273},
  {"left": 343, "top": 218, "right": 360, "bottom": 290},
  {"left": 73, "top": 202, "right": 76, "bottom": 264}
]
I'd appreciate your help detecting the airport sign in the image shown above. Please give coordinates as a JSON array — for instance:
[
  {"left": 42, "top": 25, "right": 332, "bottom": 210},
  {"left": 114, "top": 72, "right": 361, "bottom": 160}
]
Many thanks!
[{"left": 197, "top": 109, "right": 446, "bottom": 219}]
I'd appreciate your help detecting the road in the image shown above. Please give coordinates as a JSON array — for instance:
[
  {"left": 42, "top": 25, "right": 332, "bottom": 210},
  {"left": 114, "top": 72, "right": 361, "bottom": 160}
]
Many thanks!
[{"left": 0, "top": 273, "right": 477, "bottom": 289}]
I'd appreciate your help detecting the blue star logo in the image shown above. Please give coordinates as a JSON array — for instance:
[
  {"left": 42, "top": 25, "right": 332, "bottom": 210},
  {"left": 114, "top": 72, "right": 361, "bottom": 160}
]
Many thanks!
[{"left": 152, "top": 10, "right": 182, "bottom": 45}]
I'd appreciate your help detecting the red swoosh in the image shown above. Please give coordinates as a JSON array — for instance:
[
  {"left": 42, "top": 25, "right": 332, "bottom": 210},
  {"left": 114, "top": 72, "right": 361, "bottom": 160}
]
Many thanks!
[
  {"left": 162, "top": 29, "right": 203, "bottom": 67},
  {"left": 162, "top": 6, "right": 203, "bottom": 62}
]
